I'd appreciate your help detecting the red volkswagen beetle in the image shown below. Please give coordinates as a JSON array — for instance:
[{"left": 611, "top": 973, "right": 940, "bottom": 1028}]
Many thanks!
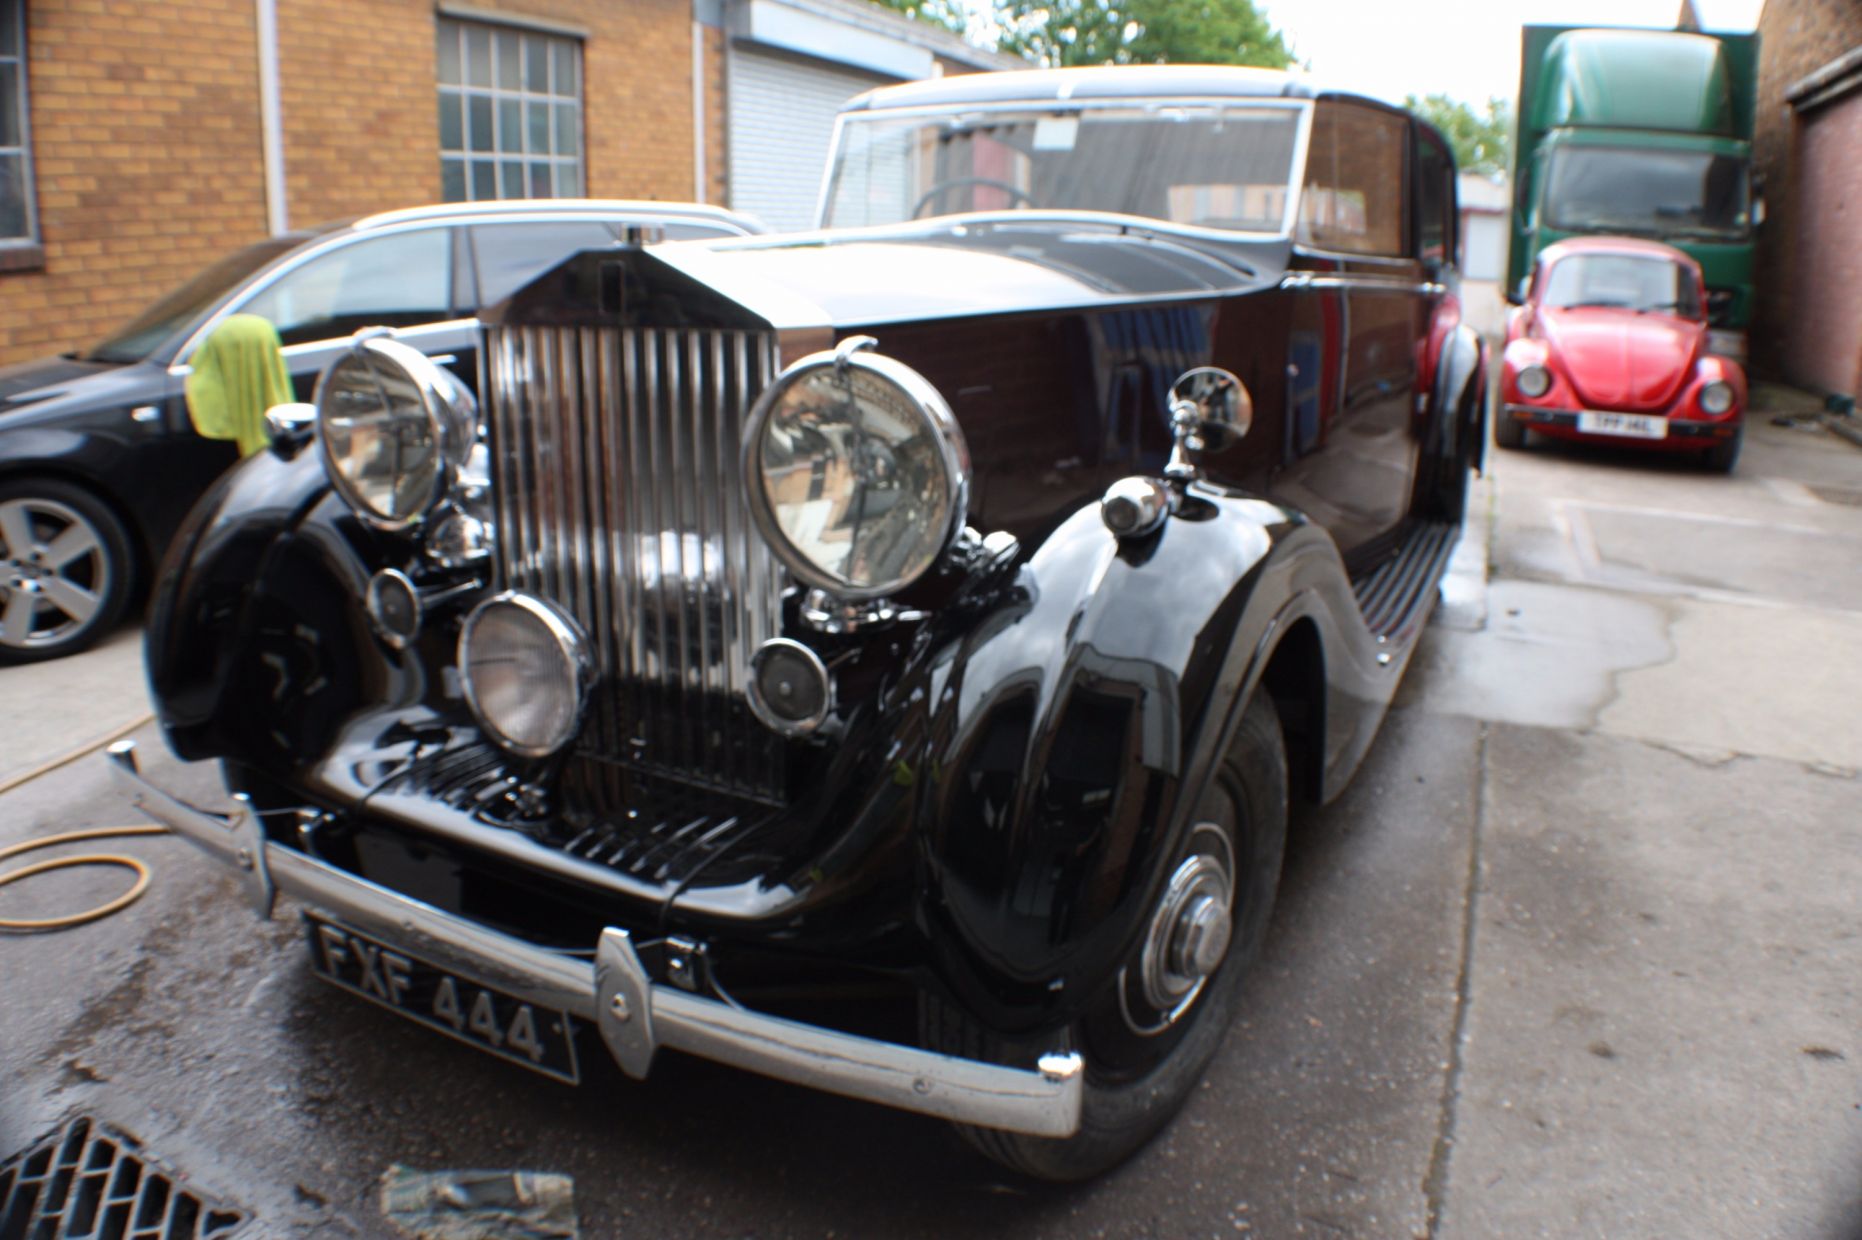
[{"left": 1498, "top": 237, "right": 1746, "bottom": 471}]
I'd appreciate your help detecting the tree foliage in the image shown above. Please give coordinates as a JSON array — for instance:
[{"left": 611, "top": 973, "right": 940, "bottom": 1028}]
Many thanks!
[
  {"left": 994, "top": 0, "right": 1294, "bottom": 70},
  {"left": 1404, "top": 93, "right": 1512, "bottom": 176},
  {"left": 868, "top": 0, "right": 970, "bottom": 39}
]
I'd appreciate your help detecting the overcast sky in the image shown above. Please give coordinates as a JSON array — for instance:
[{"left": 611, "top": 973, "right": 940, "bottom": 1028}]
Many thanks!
[{"left": 1256, "top": 0, "right": 1767, "bottom": 107}]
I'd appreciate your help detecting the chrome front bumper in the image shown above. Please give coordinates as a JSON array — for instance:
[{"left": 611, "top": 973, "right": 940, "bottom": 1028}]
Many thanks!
[{"left": 108, "top": 741, "right": 1084, "bottom": 1138}]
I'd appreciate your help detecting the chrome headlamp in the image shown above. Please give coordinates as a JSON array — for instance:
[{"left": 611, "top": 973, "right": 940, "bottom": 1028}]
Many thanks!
[
  {"left": 316, "top": 333, "right": 477, "bottom": 529},
  {"left": 743, "top": 336, "right": 970, "bottom": 601},
  {"left": 458, "top": 592, "right": 593, "bottom": 759},
  {"left": 1516, "top": 364, "right": 1552, "bottom": 400}
]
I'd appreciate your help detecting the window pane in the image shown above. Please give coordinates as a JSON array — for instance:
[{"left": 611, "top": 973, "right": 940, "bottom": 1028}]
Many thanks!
[
  {"left": 527, "top": 100, "right": 550, "bottom": 153},
  {"left": 0, "top": 153, "right": 26, "bottom": 240},
  {"left": 554, "top": 104, "right": 578, "bottom": 160},
  {"left": 435, "top": 22, "right": 461, "bottom": 85},
  {"left": 437, "top": 91, "right": 463, "bottom": 153},
  {"left": 465, "top": 26, "right": 492, "bottom": 86},
  {"left": 498, "top": 98, "right": 521, "bottom": 152},
  {"left": 1299, "top": 104, "right": 1404, "bottom": 256},
  {"left": 554, "top": 162, "right": 580, "bottom": 199},
  {"left": 441, "top": 158, "right": 467, "bottom": 203},
  {"left": 525, "top": 37, "right": 549, "bottom": 93},
  {"left": 529, "top": 163, "right": 552, "bottom": 198},
  {"left": 0, "top": 2, "right": 18, "bottom": 58},
  {"left": 0, "top": 64, "right": 19, "bottom": 147},
  {"left": 468, "top": 95, "right": 493, "bottom": 152},
  {"left": 500, "top": 160, "right": 524, "bottom": 199},
  {"left": 496, "top": 31, "right": 520, "bottom": 92},
  {"left": 553, "top": 43, "right": 576, "bottom": 98},
  {"left": 470, "top": 221, "right": 614, "bottom": 303},
  {"left": 472, "top": 159, "right": 497, "bottom": 201},
  {"left": 240, "top": 229, "right": 451, "bottom": 346}
]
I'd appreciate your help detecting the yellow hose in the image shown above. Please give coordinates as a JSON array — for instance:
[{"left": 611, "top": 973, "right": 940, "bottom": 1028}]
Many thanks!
[{"left": 0, "top": 825, "right": 169, "bottom": 931}]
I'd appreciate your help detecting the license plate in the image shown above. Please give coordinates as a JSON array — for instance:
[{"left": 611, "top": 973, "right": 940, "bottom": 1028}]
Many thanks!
[
  {"left": 1577, "top": 411, "right": 1667, "bottom": 439},
  {"left": 306, "top": 915, "right": 580, "bottom": 1084}
]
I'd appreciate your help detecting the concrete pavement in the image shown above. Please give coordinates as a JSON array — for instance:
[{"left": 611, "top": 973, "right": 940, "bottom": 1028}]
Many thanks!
[{"left": 1, "top": 400, "right": 1858, "bottom": 1237}]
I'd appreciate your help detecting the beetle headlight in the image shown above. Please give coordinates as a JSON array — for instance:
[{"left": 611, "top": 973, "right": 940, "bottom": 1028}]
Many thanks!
[
  {"left": 459, "top": 592, "right": 592, "bottom": 758},
  {"left": 1700, "top": 380, "right": 1735, "bottom": 415},
  {"left": 744, "top": 337, "right": 970, "bottom": 600},
  {"left": 1516, "top": 364, "right": 1552, "bottom": 400},
  {"left": 316, "top": 334, "right": 476, "bottom": 528}
]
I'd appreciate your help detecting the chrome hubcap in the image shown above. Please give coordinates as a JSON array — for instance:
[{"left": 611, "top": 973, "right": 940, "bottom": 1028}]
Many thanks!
[
  {"left": 1121, "top": 821, "right": 1236, "bottom": 1035},
  {"left": 0, "top": 497, "right": 110, "bottom": 650}
]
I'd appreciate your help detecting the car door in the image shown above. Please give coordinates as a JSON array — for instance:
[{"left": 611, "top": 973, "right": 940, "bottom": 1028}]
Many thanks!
[{"left": 1270, "top": 100, "right": 1423, "bottom": 569}]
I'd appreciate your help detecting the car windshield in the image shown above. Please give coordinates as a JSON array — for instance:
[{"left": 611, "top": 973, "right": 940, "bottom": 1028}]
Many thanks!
[
  {"left": 1543, "top": 147, "right": 1751, "bottom": 240},
  {"left": 83, "top": 235, "right": 305, "bottom": 363},
  {"left": 821, "top": 104, "right": 1303, "bottom": 233},
  {"left": 1541, "top": 253, "right": 1703, "bottom": 317}
]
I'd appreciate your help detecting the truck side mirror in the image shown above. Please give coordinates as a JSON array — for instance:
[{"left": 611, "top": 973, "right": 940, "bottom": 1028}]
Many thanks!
[
  {"left": 1505, "top": 278, "right": 1527, "bottom": 307},
  {"left": 1753, "top": 197, "right": 1767, "bottom": 228}
]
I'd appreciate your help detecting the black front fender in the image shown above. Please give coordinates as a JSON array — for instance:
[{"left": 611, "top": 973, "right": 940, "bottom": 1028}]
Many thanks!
[{"left": 916, "top": 487, "right": 1332, "bottom": 1034}]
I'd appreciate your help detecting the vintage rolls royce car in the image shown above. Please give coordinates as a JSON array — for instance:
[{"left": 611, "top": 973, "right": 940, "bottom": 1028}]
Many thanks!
[
  {"left": 1498, "top": 236, "right": 1746, "bottom": 470},
  {"left": 112, "top": 67, "right": 1486, "bottom": 1180}
]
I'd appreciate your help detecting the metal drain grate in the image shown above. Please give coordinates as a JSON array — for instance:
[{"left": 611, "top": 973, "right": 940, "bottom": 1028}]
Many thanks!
[{"left": 0, "top": 1117, "right": 245, "bottom": 1240}]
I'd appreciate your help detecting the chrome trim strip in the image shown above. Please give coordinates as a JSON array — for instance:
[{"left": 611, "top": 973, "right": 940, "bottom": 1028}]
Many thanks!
[
  {"left": 108, "top": 742, "right": 1083, "bottom": 1138},
  {"left": 1279, "top": 272, "right": 1445, "bottom": 296}
]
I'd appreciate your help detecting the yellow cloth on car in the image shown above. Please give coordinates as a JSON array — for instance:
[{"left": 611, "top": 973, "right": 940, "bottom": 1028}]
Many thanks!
[{"left": 184, "top": 314, "right": 292, "bottom": 457}]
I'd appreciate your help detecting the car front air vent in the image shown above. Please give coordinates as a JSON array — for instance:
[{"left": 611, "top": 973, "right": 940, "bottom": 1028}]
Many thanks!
[{"left": 0, "top": 1117, "right": 246, "bottom": 1240}]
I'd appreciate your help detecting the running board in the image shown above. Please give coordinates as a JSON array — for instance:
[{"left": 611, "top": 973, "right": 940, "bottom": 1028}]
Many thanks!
[{"left": 1351, "top": 520, "right": 1460, "bottom": 642}]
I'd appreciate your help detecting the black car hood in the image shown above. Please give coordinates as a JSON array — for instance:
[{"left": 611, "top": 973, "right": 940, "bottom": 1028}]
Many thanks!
[
  {"left": 489, "top": 217, "right": 1293, "bottom": 335},
  {"left": 0, "top": 354, "right": 127, "bottom": 405},
  {"left": 0, "top": 353, "right": 166, "bottom": 424}
]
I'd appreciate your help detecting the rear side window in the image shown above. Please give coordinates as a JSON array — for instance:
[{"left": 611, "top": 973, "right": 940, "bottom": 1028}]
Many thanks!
[
  {"left": 470, "top": 221, "right": 617, "bottom": 305},
  {"left": 1416, "top": 130, "right": 1454, "bottom": 265},
  {"left": 240, "top": 228, "right": 453, "bottom": 346},
  {"left": 1299, "top": 103, "right": 1407, "bottom": 257}
]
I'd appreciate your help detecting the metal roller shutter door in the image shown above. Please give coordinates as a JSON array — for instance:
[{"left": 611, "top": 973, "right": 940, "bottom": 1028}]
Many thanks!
[{"left": 728, "top": 48, "right": 890, "bottom": 233}]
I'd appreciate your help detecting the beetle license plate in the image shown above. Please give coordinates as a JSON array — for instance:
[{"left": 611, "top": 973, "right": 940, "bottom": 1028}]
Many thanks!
[
  {"left": 305, "top": 915, "right": 580, "bottom": 1084},
  {"left": 1577, "top": 411, "right": 1667, "bottom": 439}
]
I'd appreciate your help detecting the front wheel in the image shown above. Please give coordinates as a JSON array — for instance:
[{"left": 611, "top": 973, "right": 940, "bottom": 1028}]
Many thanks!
[
  {"left": 1701, "top": 428, "right": 1742, "bottom": 474},
  {"left": 0, "top": 478, "right": 135, "bottom": 663},
  {"left": 1493, "top": 409, "right": 1528, "bottom": 450},
  {"left": 924, "top": 692, "right": 1288, "bottom": 1181}
]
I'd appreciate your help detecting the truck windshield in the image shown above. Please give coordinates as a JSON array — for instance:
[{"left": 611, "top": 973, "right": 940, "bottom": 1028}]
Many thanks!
[
  {"left": 1544, "top": 147, "right": 1750, "bottom": 240},
  {"left": 1542, "top": 253, "right": 1703, "bottom": 318},
  {"left": 822, "top": 105, "right": 1303, "bottom": 233}
]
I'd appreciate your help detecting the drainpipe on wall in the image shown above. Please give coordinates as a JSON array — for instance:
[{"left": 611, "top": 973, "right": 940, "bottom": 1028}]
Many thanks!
[
  {"left": 256, "top": 0, "right": 288, "bottom": 234},
  {"left": 692, "top": 20, "right": 707, "bottom": 203}
]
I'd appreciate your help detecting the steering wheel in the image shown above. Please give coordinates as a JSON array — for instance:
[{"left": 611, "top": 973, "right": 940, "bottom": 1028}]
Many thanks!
[{"left": 911, "top": 177, "right": 1037, "bottom": 219}]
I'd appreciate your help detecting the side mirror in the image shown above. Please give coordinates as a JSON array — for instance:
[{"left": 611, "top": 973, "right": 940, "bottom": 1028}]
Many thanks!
[
  {"left": 1753, "top": 197, "right": 1767, "bottom": 229},
  {"left": 1164, "top": 366, "right": 1253, "bottom": 480},
  {"left": 1505, "top": 276, "right": 1529, "bottom": 307}
]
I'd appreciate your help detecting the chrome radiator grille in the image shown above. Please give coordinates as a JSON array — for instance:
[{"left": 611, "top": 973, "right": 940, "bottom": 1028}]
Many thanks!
[{"left": 486, "top": 323, "right": 787, "bottom": 803}]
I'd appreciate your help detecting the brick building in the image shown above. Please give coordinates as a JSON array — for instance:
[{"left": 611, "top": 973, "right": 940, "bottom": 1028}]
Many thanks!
[
  {"left": 1752, "top": 0, "right": 1862, "bottom": 395},
  {"left": 0, "top": 0, "right": 1012, "bottom": 368}
]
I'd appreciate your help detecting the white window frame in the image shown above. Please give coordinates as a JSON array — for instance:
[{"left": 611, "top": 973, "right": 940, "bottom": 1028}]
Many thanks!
[
  {"left": 437, "top": 15, "right": 584, "bottom": 203},
  {"left": 0, "top": 0, "right": 38, "bottom": 255}
]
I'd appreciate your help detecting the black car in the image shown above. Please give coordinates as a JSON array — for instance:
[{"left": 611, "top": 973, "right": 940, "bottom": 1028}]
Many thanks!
[
  {"left": 114, "top": 67, "right": 1487, "bottom": 1179},
  {"left": 0, "top": 199, "right": 761, "bottom": 662}
]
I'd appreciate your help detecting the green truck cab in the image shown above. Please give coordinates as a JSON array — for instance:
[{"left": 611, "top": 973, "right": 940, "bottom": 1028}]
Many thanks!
[{"left": 1509, "top": 26, "right": 1760, "bottom": 359}]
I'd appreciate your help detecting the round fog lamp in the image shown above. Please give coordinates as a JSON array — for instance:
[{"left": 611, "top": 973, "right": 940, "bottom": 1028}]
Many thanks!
[
  {"left": 1516, "top": 365, "right": 1551, "bottom": 399},
  {"left": 458, "top": 593, "right": 592, "bottom": 758},
  {"left": 365, "top": 568, "right": 421, "bottom": 650},
  {"left": 747, "top": 638, "right": 832, "bottom": 736},
  {"left": 1701, "top": 381, "right": 1735, "bottom": 415}
]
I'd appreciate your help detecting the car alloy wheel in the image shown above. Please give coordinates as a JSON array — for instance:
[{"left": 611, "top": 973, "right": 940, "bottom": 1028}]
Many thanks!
[{"left": 0, "top": 480, "right": 134, "bottom": 663}]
